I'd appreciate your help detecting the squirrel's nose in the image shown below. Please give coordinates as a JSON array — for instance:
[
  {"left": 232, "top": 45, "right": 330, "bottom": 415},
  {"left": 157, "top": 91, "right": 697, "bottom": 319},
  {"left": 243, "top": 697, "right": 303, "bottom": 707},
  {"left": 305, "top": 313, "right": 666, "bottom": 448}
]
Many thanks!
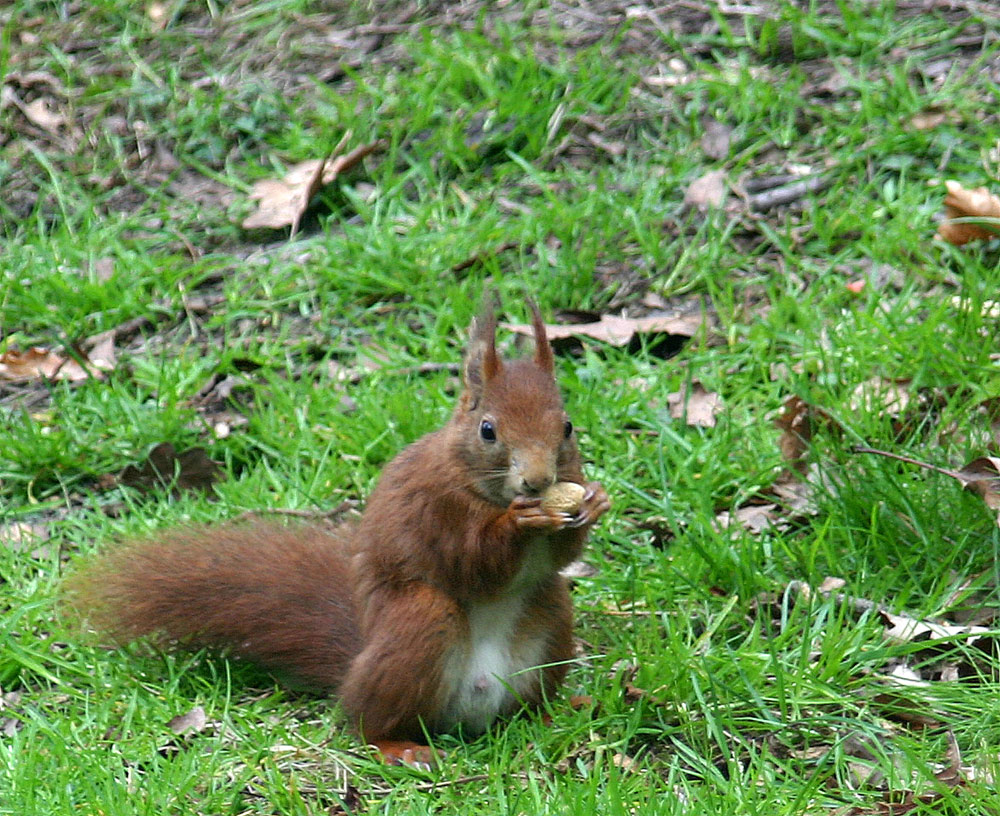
[{"left": 519, "top": 473, "right": 555, "bottom": 496}]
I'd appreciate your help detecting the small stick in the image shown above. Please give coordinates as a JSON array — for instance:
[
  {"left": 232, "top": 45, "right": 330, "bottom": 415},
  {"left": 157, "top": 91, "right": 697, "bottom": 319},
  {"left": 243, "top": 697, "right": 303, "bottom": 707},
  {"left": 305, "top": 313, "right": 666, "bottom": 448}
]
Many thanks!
[
  {"left": 335, "top": 361, "right": 460, "bottom": 385},
  {"left": 232, "top": 499, "right": 359, "bottom": 524},
  {"left": 850, "top": 445, "right": 964, "bottom": 481},
  {"left": 748, "top": 174, "right": 831, "bottom": 211}
]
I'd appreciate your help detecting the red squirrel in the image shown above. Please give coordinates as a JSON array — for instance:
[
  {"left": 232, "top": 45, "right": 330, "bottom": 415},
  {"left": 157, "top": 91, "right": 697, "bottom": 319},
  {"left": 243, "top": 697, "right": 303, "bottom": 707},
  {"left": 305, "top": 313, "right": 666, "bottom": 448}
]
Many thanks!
[{"left": 66, "top": 304, "right": 610, "bottom": 767}]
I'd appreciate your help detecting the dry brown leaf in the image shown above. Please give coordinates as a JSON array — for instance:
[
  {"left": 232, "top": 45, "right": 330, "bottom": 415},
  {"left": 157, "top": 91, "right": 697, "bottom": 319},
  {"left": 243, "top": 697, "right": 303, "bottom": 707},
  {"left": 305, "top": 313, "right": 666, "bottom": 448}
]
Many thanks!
[
  {"left": 634, "top": 515, "right": 676, "bottom": 549},
  {"left": 714, "top": 503, "right": 780, "bottom": 535},
  {"left": 768, "top": 397, "right": 840, "bottom": 521},
  {"left": 167, "top": 705, "right": 207, "bottom": 736},
  {"left": 774, "top": 396, "right": 812, "bottom": 470},
  {"left": 505, "top": 313, "right": 702, "bottom": 348},
  {"left": 878, "top": 607, "right": 991, "bottom": 645},
  {"left": 667, "top": 382, "right": 722, "bottom": 428},
  {"left": 0, "top": 522, "right": 49, "bottom": 554},
  {"left": 560, "top": 559, "right": 599, "bottom": 580},
  {"left": 684, "top": 169, "right": 727, "bottom": 210},
  {"left": 936, "top": 180, "right": 1000, "bottom": 245},
  {"left": 955, "top": 456, "right": 1000, "bottom": 510},
  {"left": 907, "top": 108, "right": 954, "bottom": 132},
  {"left": 848, "top": 377, "right": 912, "bottom": 416},
  {"left": 242, "top": 139, "right": 382, "bottom": 231},
  {"left": 935, "top": 730, "right": 964, "bottom": 786},
  {"left": 774, "top": 397, "right": 842, "bottom": 475},
  {"left": 93, "top": 257, "right": 116, "bottom": 282},
  {"left": 84, "top": 331, "right": 117, "bottom": 372},
  {"left": 818, "top": 576, "right": 847, "bottom": 593},
  {"left": 795, "top": 579, "right": 993, "bottom": 648},
  {"left": 0, "top": 690, "right": 24, "bottom": 737},
  {"left": 242, "top": 157, "right": 328, "bottom": 232},
  {"left": 700, "top": 118, "right": 732, "bottom": 160},
  {"left": 117, "top": 442, "right": 222, "bottom": 495},
  {"left": 612, "top": 752, "right": 640, "bottom": 773},
  {"left": 767, "top": 473, "right": 819, "bottom": 519},
  {"left": 0, "top": 346, "right": 110, "bottom": 382},
  {"left": 869, "top": 691, "right": 943, "bottom": 730},
  {"left": 23, "top": 97, "right": 64, "bottom": 133}
]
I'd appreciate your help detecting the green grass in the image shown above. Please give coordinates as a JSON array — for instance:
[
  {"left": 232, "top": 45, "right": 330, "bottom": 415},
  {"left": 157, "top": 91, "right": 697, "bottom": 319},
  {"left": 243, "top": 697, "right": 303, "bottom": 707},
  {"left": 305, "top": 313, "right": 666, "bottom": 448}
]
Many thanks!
[{"left": 4, "top": 0, "right": 1000, "bottom": 813}]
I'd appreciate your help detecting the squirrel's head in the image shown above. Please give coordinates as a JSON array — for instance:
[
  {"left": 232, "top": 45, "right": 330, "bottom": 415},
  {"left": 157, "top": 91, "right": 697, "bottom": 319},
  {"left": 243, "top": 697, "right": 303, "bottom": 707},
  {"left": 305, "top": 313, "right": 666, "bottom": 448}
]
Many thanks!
[{"left": 453, "top": 302, "right": 580, "bottom": 506}]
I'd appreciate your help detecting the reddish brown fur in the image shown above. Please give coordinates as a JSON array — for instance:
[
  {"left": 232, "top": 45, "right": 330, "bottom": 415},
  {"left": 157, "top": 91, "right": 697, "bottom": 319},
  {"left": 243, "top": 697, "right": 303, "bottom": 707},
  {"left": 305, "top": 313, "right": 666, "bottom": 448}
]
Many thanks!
[
  {"left": 66, "top": 522, "right": 363, "bottom": 690},
  {"left": 66, "top": 304, "right": 610, "bottom": 751}
]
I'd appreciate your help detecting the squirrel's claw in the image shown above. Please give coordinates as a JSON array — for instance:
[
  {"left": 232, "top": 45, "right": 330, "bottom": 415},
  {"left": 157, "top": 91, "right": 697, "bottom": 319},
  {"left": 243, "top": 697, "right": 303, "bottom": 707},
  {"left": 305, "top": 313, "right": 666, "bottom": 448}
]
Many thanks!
[{"left": 567, "top": 481, "right": 610, "bottom": 529}]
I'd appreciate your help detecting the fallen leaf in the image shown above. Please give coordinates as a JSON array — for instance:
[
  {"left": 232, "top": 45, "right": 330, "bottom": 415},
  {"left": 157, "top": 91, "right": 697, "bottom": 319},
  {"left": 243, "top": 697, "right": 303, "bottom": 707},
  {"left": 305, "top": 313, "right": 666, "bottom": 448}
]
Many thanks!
[
  {"left": 92, "top": 257, "right": 116, "bottom": 282},
  {"left": 936, "top": 180, "right": 1000, "bottom": 245},
  {"left": 700, "top": 118, "right": 732, "bottom": 160},
  {"left": 955, "top": 456, "right": 1000, "bottom": 510},
  {"left": 907, "top": 108, "right": 951, "bottom": 131},
  {"left": 560, "top": 560, "right": 599, "bottom": 580},
  {"left": 793, "top": 579, "right": 993, "bottom": 646},
  {"left": 0, "top": 346, "right": 110, "bottom": 382},
  {"left": 634, "top": 515, "right": 676, "bottom": 549},
  {"left": 818, "top": 576, "right": 847, "bottom": 593},
  {"left": 23, "top": 97, "right": 64, "bottom": 133},
  {"left": 612, "top": 752, "right": 640, "bottom": 773},
  {"left": 774, "top": 397, "right": 812, "bottom": 471},
  {"left": 505, "top": 312, "right": 703, "bottom": 348},
  {"left": 714, "top": 503, "right": 780, "bottom": 535},
  {"left": 848, "top": 377, "right": 913, "bottom": 416},
  {"left": 586, "top": 132, "right": 626, "bottom": 158},
  {"left": 767, "top": 473, "right": 818, "bottom": 518},
  {"left": 242, "top": 156, "right": 328, "bottom": 232},
  {"left": 684, "top": 169, "right": 727, "bottom": 210},
  {"left": 869, "top": 691, "right": 943, "bottom": 730},
  {"left": 242, "top": 139, "right": 382, "bottom": 232},
  {"left": 167, "top": 705, "right": 207, "bottom": 736},
  {"left": 0, "top": 690, "right": 24, "bottom": 737},
  {"left": 768, "top": 398, "right": 840, "bottom": 520},
  {"left": 935, "top": 731, "right": 963, "bottom": 786},
  {"left": 0, "top": 522, "right": 50, "bottom": 556},
  {"left": 118, "top": 442, "right": 222, "bottom": 495},
  {"left": 667, "top": 382, "right": 722, "bottom": 428},
  {"left": 84, "top": 331, "right": 117, "bottom": 372}
]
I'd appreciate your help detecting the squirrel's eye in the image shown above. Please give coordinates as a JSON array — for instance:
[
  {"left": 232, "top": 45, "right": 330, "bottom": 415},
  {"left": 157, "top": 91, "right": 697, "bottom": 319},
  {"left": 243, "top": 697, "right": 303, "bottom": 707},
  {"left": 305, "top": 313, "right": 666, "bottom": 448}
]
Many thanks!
[
  {"left": 563, "top": 420, "right": 573, "bottom": 439},
  {"left": 480, "top": 419, "right": 497, "bottom": 443}
]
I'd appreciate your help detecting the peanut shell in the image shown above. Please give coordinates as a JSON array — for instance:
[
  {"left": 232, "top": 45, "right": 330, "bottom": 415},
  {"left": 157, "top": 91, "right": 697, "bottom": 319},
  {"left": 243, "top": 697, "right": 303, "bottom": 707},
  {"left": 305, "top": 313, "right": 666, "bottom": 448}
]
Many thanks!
[{"left": 541, "top": 481, "right": 586, "bottom": 514}]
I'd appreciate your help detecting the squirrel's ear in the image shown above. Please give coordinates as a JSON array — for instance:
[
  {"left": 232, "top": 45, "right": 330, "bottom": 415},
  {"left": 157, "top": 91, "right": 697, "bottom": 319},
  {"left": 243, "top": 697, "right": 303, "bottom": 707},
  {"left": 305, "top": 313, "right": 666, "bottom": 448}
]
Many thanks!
[
  {"left": 462, "top": 305, "right": 502, "bottom": 404},
  {"left": 529, "top": 301, "right": 554, "bottom": 375}
]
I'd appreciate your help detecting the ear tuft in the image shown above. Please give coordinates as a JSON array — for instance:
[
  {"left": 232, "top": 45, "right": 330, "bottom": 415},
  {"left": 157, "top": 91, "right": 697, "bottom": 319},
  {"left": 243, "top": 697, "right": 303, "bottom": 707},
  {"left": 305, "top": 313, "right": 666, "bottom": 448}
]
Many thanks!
[
  {"left": 462, "top": 303, "right": 502, "bottom": 403},
  {"left": 529, "top": 301, "right": 554, "bottom": 374}
]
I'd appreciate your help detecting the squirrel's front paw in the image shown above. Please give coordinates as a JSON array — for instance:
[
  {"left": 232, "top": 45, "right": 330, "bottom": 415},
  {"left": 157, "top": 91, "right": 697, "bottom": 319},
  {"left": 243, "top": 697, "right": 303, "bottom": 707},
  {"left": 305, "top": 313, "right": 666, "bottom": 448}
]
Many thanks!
[
  {"left": 372, "top": 740, "right": 442, "bottom": 771},
  {"left": 565, "top": 481, "right": 611, "bottom": 529},
  {"left": 509, "top": 496, "right": 573, "bottom": 530}
]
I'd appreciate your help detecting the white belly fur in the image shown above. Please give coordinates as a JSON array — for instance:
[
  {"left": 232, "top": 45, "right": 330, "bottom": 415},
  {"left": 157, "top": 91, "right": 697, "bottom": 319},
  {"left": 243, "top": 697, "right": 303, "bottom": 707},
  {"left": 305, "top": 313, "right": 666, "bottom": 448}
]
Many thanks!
[{"left": 438, "top": 542, "right": 553, "bottom": 733}]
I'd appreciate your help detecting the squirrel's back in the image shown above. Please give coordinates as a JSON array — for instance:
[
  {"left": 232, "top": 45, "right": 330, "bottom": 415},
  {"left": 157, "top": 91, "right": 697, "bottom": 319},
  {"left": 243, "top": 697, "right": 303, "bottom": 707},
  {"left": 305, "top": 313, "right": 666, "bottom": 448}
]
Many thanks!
[{"left": 65, "top": 521, "right": 362, "bottom": 690}]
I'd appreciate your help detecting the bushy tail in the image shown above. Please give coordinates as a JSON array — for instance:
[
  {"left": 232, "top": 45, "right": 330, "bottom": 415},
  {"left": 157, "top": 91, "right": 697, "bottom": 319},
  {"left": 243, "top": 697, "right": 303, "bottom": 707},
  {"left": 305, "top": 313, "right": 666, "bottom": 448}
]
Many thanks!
[{"left": 64, "top": 521, "right": 362, "bottom": 690}]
